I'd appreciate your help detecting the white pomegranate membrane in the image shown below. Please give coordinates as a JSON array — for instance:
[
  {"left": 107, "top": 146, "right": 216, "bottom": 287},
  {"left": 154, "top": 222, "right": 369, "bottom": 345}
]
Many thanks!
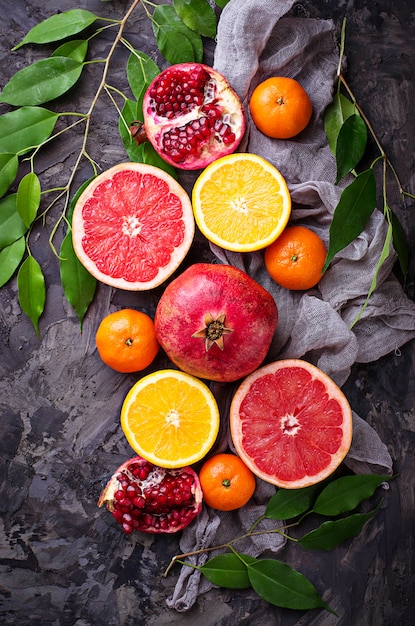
[
  {"left": 98, "top": 456, "right": 202, "bottom": 534},
  {"left": 135, "top": 63, "right": 246, "bottom": 170}
]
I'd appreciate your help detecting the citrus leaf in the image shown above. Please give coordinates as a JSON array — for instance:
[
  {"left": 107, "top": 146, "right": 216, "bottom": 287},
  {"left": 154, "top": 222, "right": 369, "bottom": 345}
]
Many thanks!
[
  {"left": 59, "top": 231, "right": 96, "bottom": 329},
  {"left": 17, "top": 255, "right": 46, "bottom": 337},
  {"left": 119, "top": 100, "right": 143, "bottom": 162},
  {"left": 173, "top": 0, "right": 217, "bottom": 38},
  {"left": 153, "top": 5, "right": 203, "bottom": 63},
  {"left": 265, "top": 484, "right": 320, "bottom": 520},
  {"left": 0, "top": 236, "right": 25, "bottom": 288},
  {"left": 323, "top": 168, "right": 377, "bottom": 271},
  {"left": 350, "top": 216, "right": 393, "bottom": 327},
  {"left": 246, "top": 559, "right": 335, "bottom": 613},
  {"left": 52, "top": 39, "right": 89, "bottom": 63},
  {"left": 390, "top": 209, "right": 409, "bottom": 278},
  {"left": 312, "top": 474, "right": 393, "bottom": 516},
  {"left": 67, "top": 177, "right": 96, "bottom": 223},
  {"left": 214, "top": 0, "right": 230, "bottom": 7},
  {"left": 0, "top": 57, "right": 84, "bottom": 106},
  {"left": 298, "top": 500, "right": 383, "bottom": 551},
  {"left": 335, "top": 113, "right": 367, "bottom": 183},
  {"left": 16, "top": 172, "right": 41, "bottom": 228},
  {"left": 0, "top": 153, "right": 18, "bottom": 198},
  {"left": 199, "top": 553, "right": 257, "bottom": 589},
  {"left": 126, "top": 50, "right": 160, "bottom": 108},
  {"left": 138, "top": 142, "right": 178, "bottom": 178},
  {"left": 0, "top": 107, "right": 58, "bottom": 155},
  {"left": 155, "top": 24, "right": 196, "bottom": 64},
  {"left": 0, "top": 194, "right": 27, "bottom": 250},
  {"left": 12, "top": 9, "right": 97, "bottom": 50},
  {"left": 324, "top": 92, "right": 356, "bottom": 154}
]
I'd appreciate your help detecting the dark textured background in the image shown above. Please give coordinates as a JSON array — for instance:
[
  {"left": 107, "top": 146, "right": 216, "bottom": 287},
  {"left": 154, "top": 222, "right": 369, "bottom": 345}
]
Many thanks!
[{"left": 0, "top": 1, "right": 414, "bottom": 624}]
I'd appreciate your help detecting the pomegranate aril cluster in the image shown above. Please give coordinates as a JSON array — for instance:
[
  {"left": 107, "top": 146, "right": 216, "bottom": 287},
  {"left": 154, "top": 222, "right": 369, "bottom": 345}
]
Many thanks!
[
  {"left": 111, "top": 460, "right": 198, "bottom": 534},
  {"left": 149, "top": 66, "right": 211, "bottom": 120}
]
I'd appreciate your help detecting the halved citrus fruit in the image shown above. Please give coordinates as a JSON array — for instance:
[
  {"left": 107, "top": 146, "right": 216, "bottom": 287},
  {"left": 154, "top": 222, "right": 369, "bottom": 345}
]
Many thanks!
[
  {"left": 120, "top": 369, "right": 220, "bottom": 468},
  {"left": 192, "top": 153, "right": 291, "bottom": 252},
  {"left": 72, "top": 162, "right": 194, "bottom": 290},
  {"left": 230, "top": 359, "right": 353, "bottom": 489}
]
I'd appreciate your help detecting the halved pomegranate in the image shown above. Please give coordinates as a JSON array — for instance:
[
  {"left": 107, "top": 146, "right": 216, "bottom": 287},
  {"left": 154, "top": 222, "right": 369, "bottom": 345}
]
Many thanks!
[
  {"left": 98, "top": 456, "right": 203, "bottom": 534},
  {"left": 131, "top": 63, "right": 246, "bottom": 170}
]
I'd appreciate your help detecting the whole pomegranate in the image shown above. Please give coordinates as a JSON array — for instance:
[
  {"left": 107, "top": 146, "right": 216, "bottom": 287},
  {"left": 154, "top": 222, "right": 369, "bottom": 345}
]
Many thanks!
[
  {"left": 98, "top": 456, "right": 202, "bottom": 534},
  {"left": 154, "top": 263, "right": 278, "bottom": 382},
  {"left": 131, "top": 63, "right": 246, "bottom": 170}
]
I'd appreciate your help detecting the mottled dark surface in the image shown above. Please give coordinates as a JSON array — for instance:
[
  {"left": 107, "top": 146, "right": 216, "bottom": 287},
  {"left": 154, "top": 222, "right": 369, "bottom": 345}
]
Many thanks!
[{"left": 0, "top": 1, "right": 414, "bottom": 625}]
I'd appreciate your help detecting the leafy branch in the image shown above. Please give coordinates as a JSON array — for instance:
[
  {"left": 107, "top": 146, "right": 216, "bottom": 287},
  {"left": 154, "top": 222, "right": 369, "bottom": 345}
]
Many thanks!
[
  {"left": 323, "top": 19, "right": 411, "bottom": 327},
  {"left": 164, "top": 473, "right": 393, "bottom": 613},
  {"left": 0, "top": 1, "right": 225, "bottom": 334}
]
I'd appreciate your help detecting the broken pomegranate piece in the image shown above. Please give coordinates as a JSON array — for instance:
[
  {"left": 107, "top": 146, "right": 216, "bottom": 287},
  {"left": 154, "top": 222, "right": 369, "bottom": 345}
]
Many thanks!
[
  {"left": 137, "top": 63, "right": 246, "bottom": 170},
  {"left": 98, "top": 456, "right": 203, "bottom": 534}
]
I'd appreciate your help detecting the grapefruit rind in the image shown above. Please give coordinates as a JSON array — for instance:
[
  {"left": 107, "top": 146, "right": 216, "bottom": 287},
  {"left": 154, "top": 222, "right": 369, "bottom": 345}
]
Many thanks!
[
  {"left": 71, "top": 162, "right": 195, "bottom": 291},
  {"left": 120, "top": 369, "right": 220, "bottom": 469},
  {"left": 230, "top": 359, "right": 353, "bottom": 489}
]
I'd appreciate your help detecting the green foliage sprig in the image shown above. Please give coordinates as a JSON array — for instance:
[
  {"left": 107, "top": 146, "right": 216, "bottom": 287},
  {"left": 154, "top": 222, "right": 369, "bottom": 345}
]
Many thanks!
[
  {"left": 165, "top": 473, "right": 393, "bottom": 614},
  {"left": 323, "top": 19, "right": 413, "bottom": 326},
  {"left": 0, "top": 0, "right": 226, "bottom": 335}
]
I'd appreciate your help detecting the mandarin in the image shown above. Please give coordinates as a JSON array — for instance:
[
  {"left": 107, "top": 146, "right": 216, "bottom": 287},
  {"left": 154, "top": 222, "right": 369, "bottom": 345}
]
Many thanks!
[
  {"left": 199, "top": 453, "right": 256, "bottom": 511},
  {"left": 249, "top": 76, "right": 313, "bottom": 139},
  {"left": 95, "top": 309, "right": 159, "bottom": 373},
  {"left": 264, "top": 225, "right": 327, "bottom": 290}
]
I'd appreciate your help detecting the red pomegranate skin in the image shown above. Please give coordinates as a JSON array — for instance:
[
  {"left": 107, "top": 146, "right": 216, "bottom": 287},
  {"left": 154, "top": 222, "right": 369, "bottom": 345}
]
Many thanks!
[{"left": 154, "top": 263, "right": 278, "bottom": 382}]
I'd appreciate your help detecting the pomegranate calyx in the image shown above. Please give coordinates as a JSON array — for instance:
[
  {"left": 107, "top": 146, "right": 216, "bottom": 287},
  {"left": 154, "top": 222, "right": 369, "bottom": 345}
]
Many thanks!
[
  {"left": 129, "top": 121, "right": 149, "bottom": 146},
  {"left": 192, "top": 312, "right": 233, "bottom": 351}
]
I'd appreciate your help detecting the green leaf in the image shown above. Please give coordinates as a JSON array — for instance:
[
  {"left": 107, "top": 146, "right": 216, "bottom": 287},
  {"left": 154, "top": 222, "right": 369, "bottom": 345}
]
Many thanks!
[
  {"left": 351, "top": 215, "right": 393, "bottom": 327},
  {"left": 155, "top": 24, "right": 196, "bottom": 64},
  {"left": 265, "top": 484, "right": 320, "bottom": 520},
  {"left": 246, "top": 558, "right": 334, "bottom": 613},
  {"left": 138, "top": 142, "right": 178, "bottom": 178},
  {"left": 13, "top": 9, "right": 97, "bottom": 50},
  {"left": 313, "top": 474, "right": 392, "bottom": 516},
  {"left": 335, "top": 113, "right": 367, "bottom": 183},
  {"left": 16, "top": 172, "right": 41, "bottom": 228},
  {"left": 153, "top": 5, "right": 203, "bottom": 63},
  {"left": 67, "top": 176, "right": 96, "bottom": 223},
  {"left": 200, "top": 553, "right": 257, "bottom": 589},
  {"left": 0, "top": 194, "right": 27, "bottom": 250},
  {"left": 60, "top": 231, "right": 96, "bottom": 329},
  {"left": 0, "top": 153, "right": 19, "bottom": 198},
  {"left": 17, "top": 255, "right": 46, "bottom": 337},
  {"left": 324, "top": 92, "right": 356, "bottom": 155},
  {"left": 298, "top": 500, "right": 383, "bottom": 551},
  {"left": 390, "top": 209, "right": 409, "bottom": 278},
  {"left": 0, "top": 57, "right": 84, "bottom": 106},
  {"left": 0, "top": 236, "right": 25, "bottom": 288},
  {"left": 119, "top": 100, "right": 144, "bottom": 162},
  {"left": 214, "top": 0, "right": 230, "bottom": 7},
  {"left": 173, "top": 0, "right": 217, "bottom": 38},
  {"left": 126, "top": 50, "right": 160, "bottom": 109},
  {"left": 0, "top": 107, "right": 58, "bottom": 156},
  {"left": 323, "top": 168, "right": 377, "bottom": 271},
  {"left": 52, "top": 39, "right": 89, "bottom": 63}
]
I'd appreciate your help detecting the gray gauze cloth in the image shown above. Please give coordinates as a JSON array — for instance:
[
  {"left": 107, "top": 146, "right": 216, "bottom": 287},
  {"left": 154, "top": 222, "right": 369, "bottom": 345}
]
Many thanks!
[{"left": 167, "top": 0, "right": 415, "bottom": 612}]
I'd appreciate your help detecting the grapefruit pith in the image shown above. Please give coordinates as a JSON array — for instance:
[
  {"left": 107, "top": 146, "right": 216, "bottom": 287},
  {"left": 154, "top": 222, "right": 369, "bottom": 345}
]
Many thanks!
[
  {"left": 72, "top": 162, "right": 195, "bottom": 290},
  {"left": 230, "top": 359, "right": 353, "bottom": 489}
]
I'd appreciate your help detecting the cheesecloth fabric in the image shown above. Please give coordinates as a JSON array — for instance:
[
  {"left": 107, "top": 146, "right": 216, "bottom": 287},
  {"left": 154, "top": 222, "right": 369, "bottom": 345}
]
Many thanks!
[{"left": 167, "top": 0, "right": 415, "bottom": 611}]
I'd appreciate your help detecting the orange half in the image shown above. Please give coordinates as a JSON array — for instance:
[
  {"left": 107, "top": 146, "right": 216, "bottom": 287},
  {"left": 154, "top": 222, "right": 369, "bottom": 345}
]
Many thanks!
[{"left": 192, "top": 153, "right": 291, "bottom": 252}]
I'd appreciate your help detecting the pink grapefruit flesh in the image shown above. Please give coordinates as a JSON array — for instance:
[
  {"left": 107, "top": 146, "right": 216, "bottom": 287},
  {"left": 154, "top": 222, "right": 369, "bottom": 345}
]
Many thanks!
[
  {"left": 71, "top": 162, "right": 194, "bottom": 290},
  {"left": 230, "top": 359, "right": 353, "bottom": 489}
]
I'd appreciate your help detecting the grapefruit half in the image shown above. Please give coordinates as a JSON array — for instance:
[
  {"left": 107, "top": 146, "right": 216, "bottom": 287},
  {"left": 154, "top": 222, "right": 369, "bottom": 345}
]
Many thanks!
[
  {"left": 72, "top": 162, "right": 194, "bottom": 290},
  {"left": 230, "top": 359, "right": 353, "bottom": 489}
]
